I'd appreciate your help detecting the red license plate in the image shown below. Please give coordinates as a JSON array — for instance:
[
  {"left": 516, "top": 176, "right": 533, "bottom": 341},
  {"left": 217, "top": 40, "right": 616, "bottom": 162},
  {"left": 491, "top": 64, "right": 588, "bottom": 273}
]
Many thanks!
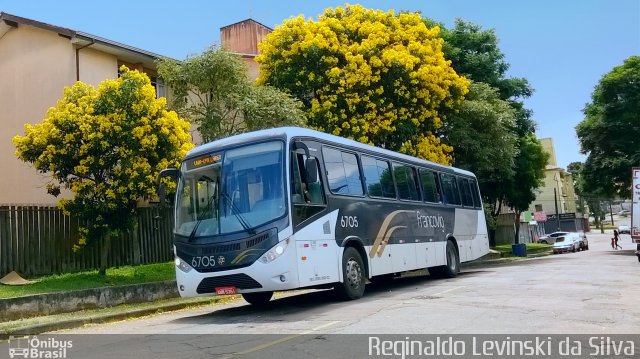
[{"left": 215, "top": 286, "right": 237, "bottom": 295}]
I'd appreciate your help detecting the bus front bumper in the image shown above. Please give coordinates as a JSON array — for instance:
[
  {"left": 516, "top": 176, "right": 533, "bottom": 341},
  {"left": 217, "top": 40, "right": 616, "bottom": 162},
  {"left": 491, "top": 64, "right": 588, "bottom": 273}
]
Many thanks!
[{"left": 174, "top": 240, "right": 300, "bottom": 298}]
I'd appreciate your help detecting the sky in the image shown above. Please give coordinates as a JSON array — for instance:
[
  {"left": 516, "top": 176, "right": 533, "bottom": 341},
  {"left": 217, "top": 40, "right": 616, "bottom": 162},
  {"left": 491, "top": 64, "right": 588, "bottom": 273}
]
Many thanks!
[{"left": 2, "top": 0, "right": 638, "bottom": 169}]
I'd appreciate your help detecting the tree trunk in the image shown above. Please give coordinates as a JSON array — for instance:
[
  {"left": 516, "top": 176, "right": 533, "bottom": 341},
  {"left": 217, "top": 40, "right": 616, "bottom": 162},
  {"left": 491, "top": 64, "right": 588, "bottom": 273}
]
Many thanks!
[{"left": 98, "top": 232, "right": 112, "bottom": 276}]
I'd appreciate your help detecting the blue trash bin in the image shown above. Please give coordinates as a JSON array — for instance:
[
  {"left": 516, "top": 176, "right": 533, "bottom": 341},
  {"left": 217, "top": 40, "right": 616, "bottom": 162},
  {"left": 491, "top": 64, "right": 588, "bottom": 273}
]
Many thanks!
[{"left": 511, "top": 243, "right": 527, "bottom": 257}]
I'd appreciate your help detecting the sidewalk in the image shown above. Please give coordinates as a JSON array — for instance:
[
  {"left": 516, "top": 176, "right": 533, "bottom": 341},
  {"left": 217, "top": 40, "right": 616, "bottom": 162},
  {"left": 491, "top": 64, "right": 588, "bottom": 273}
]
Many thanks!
[{"left": 1, "top": 250, "right": 551, "bottom": 338}]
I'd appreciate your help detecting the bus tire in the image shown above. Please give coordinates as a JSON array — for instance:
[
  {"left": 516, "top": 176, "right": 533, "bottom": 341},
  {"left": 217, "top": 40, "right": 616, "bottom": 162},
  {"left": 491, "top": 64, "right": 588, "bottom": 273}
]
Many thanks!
[
  {"left": 430, "top": 240, "right": 460, "bottom": 278},
  {"left": 242, "top": 291, "right": 273, "bottom": 306},
  {"left": 335, "top": 247, "right": 366, "bottom": 300}
]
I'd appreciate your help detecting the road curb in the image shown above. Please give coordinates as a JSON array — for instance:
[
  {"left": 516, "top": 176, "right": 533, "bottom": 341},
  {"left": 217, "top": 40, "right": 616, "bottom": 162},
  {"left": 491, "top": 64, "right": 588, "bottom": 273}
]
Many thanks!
[
  {"left": 0, "top": 280, "right": 179, "bottom": 322},
  {"left": 462, "top": 252, "right": 552, "bottom": 268},
  {"left": 0, "top": 297, "right": 216, "bottom": 339}
]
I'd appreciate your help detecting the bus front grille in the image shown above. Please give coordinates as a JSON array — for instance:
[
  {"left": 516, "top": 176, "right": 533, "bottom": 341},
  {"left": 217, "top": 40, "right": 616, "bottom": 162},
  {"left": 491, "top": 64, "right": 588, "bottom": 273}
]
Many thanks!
[{"left": 196, "top": 273, "right": 262, "bottom": 294}]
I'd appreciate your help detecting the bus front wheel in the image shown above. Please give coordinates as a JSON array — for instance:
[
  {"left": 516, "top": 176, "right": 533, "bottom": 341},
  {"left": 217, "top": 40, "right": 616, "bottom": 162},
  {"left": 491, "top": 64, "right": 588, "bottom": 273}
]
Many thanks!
[
  {"left": 335, "top": 247, "right": 366, "bottom": 300},
  {"left": 242, "top": 291, "right": 273, "bottom": 306},
  {"left": 430, "top": 240, "right": 460, "bottom": 278}
]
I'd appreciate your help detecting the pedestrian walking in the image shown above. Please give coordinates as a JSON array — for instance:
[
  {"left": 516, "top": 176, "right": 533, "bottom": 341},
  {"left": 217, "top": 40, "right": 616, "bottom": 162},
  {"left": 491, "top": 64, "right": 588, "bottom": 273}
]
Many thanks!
[{"left": 614, "top": 229, "right": 622, "bottom": 250}]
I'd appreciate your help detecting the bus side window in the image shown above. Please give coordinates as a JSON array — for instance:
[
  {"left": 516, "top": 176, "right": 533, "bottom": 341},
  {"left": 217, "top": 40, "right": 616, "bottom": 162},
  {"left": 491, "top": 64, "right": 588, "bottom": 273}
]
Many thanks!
[
  {"left": 440, "top": 173, "right": 461, "bottom": 206},
  {"left": 322, "top": 147, "right": 364, "bottom": 196},
  {"left": 393, "top": 163, "right": 421, "bottom": 201},
  {"left": 419, "top": 169, "right": 442, "bottom": 203},
  {"left": 362, "top": 155, "right": 396, "bottom": 199},
  {"left": 458, "top": 177, "right": 474, "bottom": 207},
  {"left": 470, "top": 179, "right": 482, "bottom": 208}
]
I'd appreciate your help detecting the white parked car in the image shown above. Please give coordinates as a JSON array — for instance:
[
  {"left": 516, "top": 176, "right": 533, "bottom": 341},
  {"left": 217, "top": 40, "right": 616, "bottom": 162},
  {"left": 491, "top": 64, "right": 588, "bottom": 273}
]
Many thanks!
[
  {"left": 618, "top": 225, "right": 630, "bottom": 235},
  {"left": 552, "top": 233, "right": 582, "bottom": 254},
  {"left": 538, "top": 231, "right": 569, "bottom": 245}
]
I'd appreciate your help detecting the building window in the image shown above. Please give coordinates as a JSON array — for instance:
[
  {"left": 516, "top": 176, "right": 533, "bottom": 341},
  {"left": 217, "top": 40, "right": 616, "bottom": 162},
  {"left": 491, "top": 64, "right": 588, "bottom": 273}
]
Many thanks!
[
  {"left": 150, "top": 77, "right": 166, "bottom": 98},
  {"left": 535, "top": 204, "right": 543, "bottom": 212}
]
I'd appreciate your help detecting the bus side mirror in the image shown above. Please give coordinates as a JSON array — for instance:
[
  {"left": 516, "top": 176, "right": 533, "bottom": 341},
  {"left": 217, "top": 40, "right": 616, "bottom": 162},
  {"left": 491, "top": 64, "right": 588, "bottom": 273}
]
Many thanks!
[
  {"left": 157, "top": 168, "right": 179, "bottom": 207},
  {"left": 305, "top": 158, "right": 318, "bottom": 183},
  {"left": 158, "top": 183, "right": 168, "bottom": 207}
]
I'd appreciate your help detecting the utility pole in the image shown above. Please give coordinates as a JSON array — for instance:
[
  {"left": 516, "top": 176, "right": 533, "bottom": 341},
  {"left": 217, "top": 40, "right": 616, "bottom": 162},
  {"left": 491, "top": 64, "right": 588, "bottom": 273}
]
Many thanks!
[{"left": 554, "top": 188, "right": 561, "bottom": 231}]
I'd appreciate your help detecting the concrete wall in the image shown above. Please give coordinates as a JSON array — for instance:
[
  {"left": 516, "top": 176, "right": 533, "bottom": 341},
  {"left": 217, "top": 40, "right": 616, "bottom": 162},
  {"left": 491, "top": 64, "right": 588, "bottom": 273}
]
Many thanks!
[
  {"left": 0, "top": 25, "right": 149, "bottom": 205},
  {"left": 0, "top": 25, "right": 76, "bottom": 205},
  {"left": 0, "top": 280, "right": 178, "bottom": 321},
  {"left": 529, "top": 138, "right": 578, "bottom": 216},
  {"left": 78, "top": 47, "right": 118, "bottom": 86},
  {"left": 220, "top": 20, "right": 271, "bottom": 56},
  {"left": 221, "top": 20, "right": 270, "bottom": 82},
  {"left": 540, "top": 138, "right": 557, "bottom": 167}
]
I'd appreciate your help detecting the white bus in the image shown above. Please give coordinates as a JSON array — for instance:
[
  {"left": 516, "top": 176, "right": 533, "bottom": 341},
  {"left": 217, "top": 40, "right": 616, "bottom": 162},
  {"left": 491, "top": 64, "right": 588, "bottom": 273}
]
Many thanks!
[{"left": 158, "top": 127, "right": 489, "bottom": 305}]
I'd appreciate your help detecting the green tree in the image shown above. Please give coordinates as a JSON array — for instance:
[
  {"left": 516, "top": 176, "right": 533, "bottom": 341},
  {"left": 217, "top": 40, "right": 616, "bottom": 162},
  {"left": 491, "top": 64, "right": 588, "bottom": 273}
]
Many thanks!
[
  {"left": 13, "top": 68, "right": 193, "bottom": 274},
  {"left": 426, "top": 17, "right": 546, "bottom": 244},
  {"left": 157, "top": 46, "right": 306, "bottom": 143},
  {"left": 566, "top": 161, "right": 606, "bottom": 233},
  {"left": 576, "top": 56, "right": 640, "bottom": 197},
  {"left": 444, "top": 82, "right": 518, "bottom": 206},
  {"left": 426, "top": 18, "right": 533, "bottom": 101},
  {"left": 256, "top": 4, "right": 469, "bottom": 165},
  {"left": 504, "top": 135, "right": 549, "bottom": 243}
]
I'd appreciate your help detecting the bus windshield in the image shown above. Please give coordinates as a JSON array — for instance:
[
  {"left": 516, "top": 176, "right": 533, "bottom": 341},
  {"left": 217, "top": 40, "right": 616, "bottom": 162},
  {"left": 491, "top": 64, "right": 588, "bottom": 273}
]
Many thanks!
[{"left": 175, "top": 141, "right": 286, "bottom": 238}]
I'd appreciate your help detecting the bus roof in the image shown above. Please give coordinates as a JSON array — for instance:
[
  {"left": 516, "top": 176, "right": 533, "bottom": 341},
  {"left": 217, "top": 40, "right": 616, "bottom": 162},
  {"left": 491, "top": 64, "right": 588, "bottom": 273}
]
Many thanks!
[{"left": 186, "top": 127, "right": 476, "bottom": 178}]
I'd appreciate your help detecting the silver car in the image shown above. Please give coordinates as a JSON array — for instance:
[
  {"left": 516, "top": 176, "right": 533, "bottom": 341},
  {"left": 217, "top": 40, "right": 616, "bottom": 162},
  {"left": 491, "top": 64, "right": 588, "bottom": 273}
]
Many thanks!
[
  {"left": 538, "top": 231, "right": 569, "bottom": 245},
  {"left": 552, "top": 233, "right": 582, "bottom": 254},
  {"left": 577, "top": 233, "right": 589, "bottom": 250},
  {"left": 618, "top": 225, "right": 630, "bottom": 235}
]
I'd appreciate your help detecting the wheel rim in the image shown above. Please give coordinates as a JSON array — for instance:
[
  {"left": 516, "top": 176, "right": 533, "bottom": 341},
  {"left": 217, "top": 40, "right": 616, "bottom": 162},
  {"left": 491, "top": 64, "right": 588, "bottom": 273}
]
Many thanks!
[{"left": 346, "top": 257, "right": 363, "bottom": 289}]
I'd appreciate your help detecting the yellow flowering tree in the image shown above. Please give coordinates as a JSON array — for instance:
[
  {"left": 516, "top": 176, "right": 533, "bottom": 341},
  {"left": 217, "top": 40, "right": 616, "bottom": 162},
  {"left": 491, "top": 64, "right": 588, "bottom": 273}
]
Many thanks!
[
  {"left": 256, "top": 4, "right": 469, "bottom": 164},
  {"left": 13, "top": 68, "right": 194, "bottom": 274}
]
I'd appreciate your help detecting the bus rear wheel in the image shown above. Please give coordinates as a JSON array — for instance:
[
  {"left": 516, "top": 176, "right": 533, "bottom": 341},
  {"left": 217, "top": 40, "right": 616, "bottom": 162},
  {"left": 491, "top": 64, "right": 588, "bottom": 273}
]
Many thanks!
[
  {"left": 430, "top": 240, "right": 460, "bottom": 278},
  {"left": 335, "top": 247, "right": 366, "bottom": 300},
  {"left": 242, "top": 291, "right": 273, "bottom": 306}
]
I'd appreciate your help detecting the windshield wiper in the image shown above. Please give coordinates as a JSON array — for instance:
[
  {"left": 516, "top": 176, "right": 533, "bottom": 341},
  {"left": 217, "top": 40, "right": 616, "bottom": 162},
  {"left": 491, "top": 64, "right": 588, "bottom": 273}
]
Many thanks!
[
  {"left": 188, "top": 194, "right": 216, "bottom": 242},
  {"left": 221, "top": 191, "right": 255, "bottom": 235}
]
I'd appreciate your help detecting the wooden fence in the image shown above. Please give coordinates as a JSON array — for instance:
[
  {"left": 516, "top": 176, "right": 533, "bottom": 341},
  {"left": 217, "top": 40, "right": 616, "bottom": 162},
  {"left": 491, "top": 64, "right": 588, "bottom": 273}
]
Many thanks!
[{"left": 0, "top": 205, "right": 174, "bottom": 277}]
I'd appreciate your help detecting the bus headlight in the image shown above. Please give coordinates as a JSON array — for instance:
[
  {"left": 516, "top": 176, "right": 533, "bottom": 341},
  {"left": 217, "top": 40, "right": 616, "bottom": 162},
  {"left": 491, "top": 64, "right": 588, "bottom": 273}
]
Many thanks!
[
  {"left": 260, "top": 238, "right": 289, "bottom": 264},
  {"left": 175, "top": 257, "right": 193, "bottom": 273}
]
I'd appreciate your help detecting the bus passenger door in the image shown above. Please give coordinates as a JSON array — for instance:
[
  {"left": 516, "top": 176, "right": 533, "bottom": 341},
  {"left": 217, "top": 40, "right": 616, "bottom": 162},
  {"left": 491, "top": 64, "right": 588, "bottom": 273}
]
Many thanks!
[{"left": 290, "top": 145, "right": 340, "bottom": 287}]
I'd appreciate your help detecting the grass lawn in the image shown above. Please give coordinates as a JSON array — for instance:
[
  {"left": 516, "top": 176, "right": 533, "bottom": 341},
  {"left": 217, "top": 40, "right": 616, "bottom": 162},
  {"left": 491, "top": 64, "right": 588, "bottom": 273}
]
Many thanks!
[
  {"left": 493, "top": 243, "right": 552, "bottom": 256},
  {"left": 0, "top": 262, "right": 174, "bottom": 299}
]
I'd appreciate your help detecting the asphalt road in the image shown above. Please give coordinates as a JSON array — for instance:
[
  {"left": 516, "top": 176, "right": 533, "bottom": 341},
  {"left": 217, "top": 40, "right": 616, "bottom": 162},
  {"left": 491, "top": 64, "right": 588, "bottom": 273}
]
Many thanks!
[
  {"left": 5, "top": 232, "right": 638, "bottom": 358},
  {"left": 62, "top": 232, "right": 640, "bottom": 335}
]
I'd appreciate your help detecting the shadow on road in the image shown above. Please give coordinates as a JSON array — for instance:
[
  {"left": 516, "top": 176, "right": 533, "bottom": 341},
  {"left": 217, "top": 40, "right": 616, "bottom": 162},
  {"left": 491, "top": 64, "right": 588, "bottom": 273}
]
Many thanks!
[
  {"left": 606, "top": 249, "right": 637, "bottom": 257},
  {"left": 169, "top": 270, "right": 478, "bottom": 325}
]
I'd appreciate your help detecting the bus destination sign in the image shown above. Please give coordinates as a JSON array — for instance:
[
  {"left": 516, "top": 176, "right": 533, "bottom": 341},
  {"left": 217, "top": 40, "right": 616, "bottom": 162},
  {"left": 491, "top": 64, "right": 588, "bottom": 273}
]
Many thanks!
[{"left": 188, "top": 154, "right": 221, "bottom": 170}]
